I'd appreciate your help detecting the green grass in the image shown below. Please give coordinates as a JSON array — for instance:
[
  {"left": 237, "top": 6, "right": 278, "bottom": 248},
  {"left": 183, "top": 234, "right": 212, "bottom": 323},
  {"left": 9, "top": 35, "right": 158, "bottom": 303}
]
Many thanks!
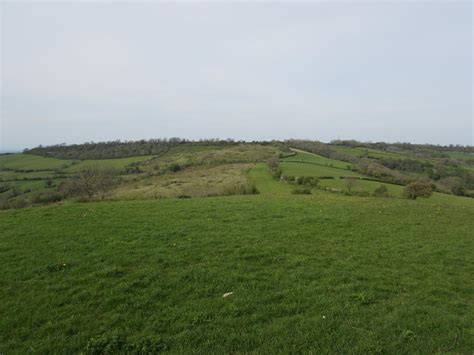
[
  {"left": 318, "top": 178, "right": 404, "bottom": 195},
  {"left": 0, "top": 154, "right": 74, "bottom": 171},
  {"left": 1, "top": 178, "right": 473, "bottom": 353},
  {"left": 65, "top": 156, "right": 156, "bottom": 172},
  {"left": 282, "top": 148, "right": 352, "bottom": 169},
  {"left": 445, "top": 151, "right": 474, "bottom": 160},
  {"left": 330, "top": 145, "right": 410, "bottom": 160},
  {"left": 280, "top": 161, "right": 362, "bottom": 178},
  {"left": 0, "top": 170, "right": 63, "bottom": 181}
]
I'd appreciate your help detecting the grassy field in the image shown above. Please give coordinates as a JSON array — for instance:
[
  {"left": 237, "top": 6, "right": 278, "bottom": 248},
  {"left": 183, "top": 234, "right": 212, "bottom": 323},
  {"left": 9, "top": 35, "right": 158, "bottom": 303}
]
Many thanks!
[
  {"left": 318, "top": 178, "right": 404, "bottom": 195},
  {"left": 1, "top": 166, "right": 473, "bottom": 353},
  {"left": 279, "top": 150, "right": 363, "bottom": 179},
  {"left": 279, "top": 162, "right": 362, "bottom": 179},
  {"left": 65, "top": 155, "right": 156, "bottom": 172},
  {"left": 282, "top": 149, "right": 352, "bottom": 169},
  {"left": 0, "top": 154, "right": 74, "bottom": 171},
  {"left": 329, "top": 145, "right": 407, "bottom": 160}
]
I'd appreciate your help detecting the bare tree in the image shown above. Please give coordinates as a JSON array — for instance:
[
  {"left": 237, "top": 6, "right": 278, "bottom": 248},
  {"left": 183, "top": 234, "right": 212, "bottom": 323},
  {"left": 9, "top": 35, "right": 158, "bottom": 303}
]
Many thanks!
[
  {"left": 61, "top": 168, "right": 117, "bottom": 200},
  {"left": 344, "top": 177, "right": 359, "bottom": 192}
]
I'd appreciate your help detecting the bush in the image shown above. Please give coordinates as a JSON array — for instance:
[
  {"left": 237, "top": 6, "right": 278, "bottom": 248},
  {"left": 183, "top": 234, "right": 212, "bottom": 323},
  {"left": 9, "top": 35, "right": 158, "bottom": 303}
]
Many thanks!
[
  {"left": 273, "top": 167, "right": 283, "bottom": 179},
  {"left": 452, "top": 185, "right": 467, "bottom": 196},
  {"left": 295, "top": 176, "right": 319, "bottom": 187},
  {"left": 403, "top": 181, "right": 433, "bottom": 200},
  {"left": 223, "top": 183, "right": 259, "bottom": 196},
  {"left": 292, "top": 187, "right": 312, "bottom": 195},
  {"left": 372, "top": 184, "right": 391, "bottom": 198},
  {"left": 31, "top": 191, "right": 63, "bottom": 204},
  {"left": 9, "top": 197, "right": 30, "bottom": 209},
  {"left": 44, "top": 177, "right": 54, "bottom": 188},
  {"left": 168, "top": 163, "right": 182, "bottom": 173}
]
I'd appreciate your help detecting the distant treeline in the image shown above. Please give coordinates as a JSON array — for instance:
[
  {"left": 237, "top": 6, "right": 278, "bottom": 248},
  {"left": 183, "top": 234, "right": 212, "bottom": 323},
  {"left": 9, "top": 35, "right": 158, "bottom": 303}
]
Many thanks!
[
  {"left": 25, "top": 138, "right": 474, "bottom": 162},
  {"left": 24, "top": 138, "right": 250, "bottom": 160}
]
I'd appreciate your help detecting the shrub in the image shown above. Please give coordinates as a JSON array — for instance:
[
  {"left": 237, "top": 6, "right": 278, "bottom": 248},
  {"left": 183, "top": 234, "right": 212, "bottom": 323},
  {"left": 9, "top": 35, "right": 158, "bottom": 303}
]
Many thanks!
[
  {"left": 124, "top": 166, "right": 142, "bottom": 174},
  {"left": 273, "top": 167, "right": 283, "bottom": 179},
  {"left": 292, "top": 187, "right": 312, "bottom": 195},
  {"left": 9, "top": 197, "right": 30, "bottom": 209},
  {"left": 45, "top": 177, "right": 54, "bottom": 188},
  {"left": 295, "top": 176, "right": 319, "bottom": 186},
  {"left": 168, "top": 163, "right": 182, "bottom": 173},
  {"left": 223, "top": 183, "right": 259, "bottom": 196},
  {"left": 31, "top": 191, "right": 63, "bottom": 204},
  {"left": 372, "top": 184, "right": 391, "bottom": 198},
  {"left": 403, "top": 181, "right": 433, "bottom": 200},
  {"left": 452, "top": 185, "right": 467, "bottom": 196}
]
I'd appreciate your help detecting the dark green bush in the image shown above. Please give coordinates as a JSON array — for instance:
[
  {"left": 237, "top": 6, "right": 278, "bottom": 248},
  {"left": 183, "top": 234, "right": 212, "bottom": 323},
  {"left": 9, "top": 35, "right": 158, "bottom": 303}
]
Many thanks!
[
  {"left": 372, "top": 184, "right": 391, "bottom": 198},
  {"left": 291, "top": 187, "right": 312, "bottom": 195},
  {"left": 168, "top": 163, "right": 182, "bottom": 173},
  {"left": 452, "top": 185, "right": 467, "bottom": 196}
]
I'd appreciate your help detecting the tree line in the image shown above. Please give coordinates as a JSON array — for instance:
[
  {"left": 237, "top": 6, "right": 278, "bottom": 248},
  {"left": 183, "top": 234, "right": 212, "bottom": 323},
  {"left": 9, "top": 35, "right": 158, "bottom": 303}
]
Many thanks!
[{"left": 24, "top": 138, "right": 243, "bottom": 160}]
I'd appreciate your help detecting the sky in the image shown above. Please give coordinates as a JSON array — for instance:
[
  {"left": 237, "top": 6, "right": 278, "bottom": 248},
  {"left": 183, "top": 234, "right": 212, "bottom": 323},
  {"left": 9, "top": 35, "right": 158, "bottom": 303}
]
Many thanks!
[{"left": 1, "top": 1, "right": 472, "bottom": 150}]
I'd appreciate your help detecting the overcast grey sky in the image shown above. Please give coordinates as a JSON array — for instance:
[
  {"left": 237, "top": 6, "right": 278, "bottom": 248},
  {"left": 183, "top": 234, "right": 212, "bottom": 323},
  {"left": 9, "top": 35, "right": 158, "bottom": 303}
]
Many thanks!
[{"left": 1, "top": 1, "right": 472, "bottom": 150}]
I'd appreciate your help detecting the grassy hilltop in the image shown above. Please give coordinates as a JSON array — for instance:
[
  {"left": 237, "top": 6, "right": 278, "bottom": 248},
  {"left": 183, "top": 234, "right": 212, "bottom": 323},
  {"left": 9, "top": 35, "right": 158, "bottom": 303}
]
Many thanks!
[{"left": 1, "top": 140, "right": 473, "bottom": 353}]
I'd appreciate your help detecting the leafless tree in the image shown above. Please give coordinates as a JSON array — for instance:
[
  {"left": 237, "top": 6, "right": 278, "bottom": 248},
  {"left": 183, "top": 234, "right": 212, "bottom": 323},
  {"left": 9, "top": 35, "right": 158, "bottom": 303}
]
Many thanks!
[
  {"left": 344, "top": 177, "right": 359, "bottom": 192},
  {"left": 61, "top": 168, "right": 118, "bottom": 200}
]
